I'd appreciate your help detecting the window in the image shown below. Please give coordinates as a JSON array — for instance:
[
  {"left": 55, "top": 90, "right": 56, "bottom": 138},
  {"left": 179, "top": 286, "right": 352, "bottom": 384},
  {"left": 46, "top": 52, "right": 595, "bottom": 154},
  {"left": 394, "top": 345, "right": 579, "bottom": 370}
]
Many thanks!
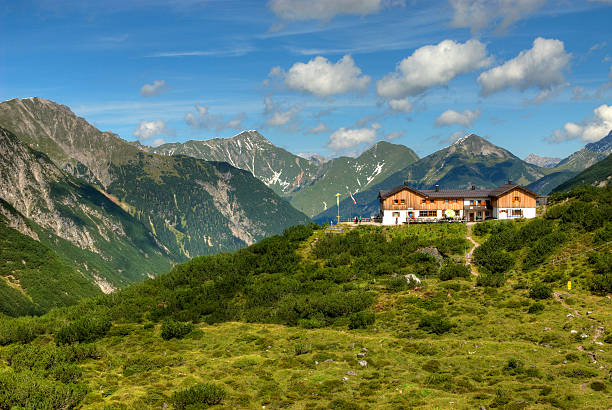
[
  {"left": 400, "top": 199, "right": 405, "bottom": 204},
  {"left": 512, "top": 209, "right": 523, "bottom": 216},
  {"left": 419, "top": 210, "right": 437, "bottom": 217},
  {"left": 470, "top": 200, "right": 475, "bottom": 205},
  {"left": 444, "top": 199, "right": 449, "bottom": 203},
  {"left": 513, "top": 196, "right": 520, "bottom": 202},
  {"left": 453, "top": 199, "right": 457, "bottom": 203},
  {"left": 422, "top": 199, "right": 426, "bottom": 204},
  {"left": 393, "top": 199, "right": 398, "bottom": 204},
  {"left": 392, "top": 212, "right": 400, "bottom": 217}
]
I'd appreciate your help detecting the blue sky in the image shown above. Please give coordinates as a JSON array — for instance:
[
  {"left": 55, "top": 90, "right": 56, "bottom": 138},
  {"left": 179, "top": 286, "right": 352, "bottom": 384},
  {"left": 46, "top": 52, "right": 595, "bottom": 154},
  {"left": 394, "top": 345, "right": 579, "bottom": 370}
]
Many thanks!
[{"left": 1, "top": 0, "right": 611, "bottom": 160}]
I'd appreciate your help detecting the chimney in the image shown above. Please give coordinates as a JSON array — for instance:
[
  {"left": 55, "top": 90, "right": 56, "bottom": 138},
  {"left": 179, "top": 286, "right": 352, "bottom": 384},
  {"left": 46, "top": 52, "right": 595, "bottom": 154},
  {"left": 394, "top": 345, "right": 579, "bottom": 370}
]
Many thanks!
[
  {"left": 508, "top": 179, "right": 513, "bottom": 184},
  {"left": 471, "top": 185, "right": 475, "bottom": 190},
  {"left": 435, "top": 184, "right": 439, "bottom": 192},
  {"left": 404, "top": 180, "right": 408, "bottom": 186}
]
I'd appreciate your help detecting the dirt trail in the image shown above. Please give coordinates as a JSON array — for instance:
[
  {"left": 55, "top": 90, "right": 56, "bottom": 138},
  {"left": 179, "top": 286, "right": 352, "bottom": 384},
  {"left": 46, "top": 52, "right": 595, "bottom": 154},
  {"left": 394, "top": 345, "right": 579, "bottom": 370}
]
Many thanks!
[{"left": 465, "top": 223, "right": 480, "bottom": 276}]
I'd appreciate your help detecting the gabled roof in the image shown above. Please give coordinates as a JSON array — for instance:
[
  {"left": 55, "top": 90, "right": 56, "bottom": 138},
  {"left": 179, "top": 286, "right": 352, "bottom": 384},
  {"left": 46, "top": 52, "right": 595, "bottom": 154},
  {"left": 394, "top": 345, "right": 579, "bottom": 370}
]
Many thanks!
[
  {"left": 378, "top": 184, "right": 424, "bottom": 200},
  {"left": 378, "top": 183, "right": 538, "bottom": 200}
]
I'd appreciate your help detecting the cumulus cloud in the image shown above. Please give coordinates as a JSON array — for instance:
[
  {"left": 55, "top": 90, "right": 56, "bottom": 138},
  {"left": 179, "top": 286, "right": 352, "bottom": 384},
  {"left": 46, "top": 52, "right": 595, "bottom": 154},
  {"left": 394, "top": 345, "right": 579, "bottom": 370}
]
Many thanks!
[
  {"left": 549, "top": 104, "right": 612, "bottom": 143},
  {"left": 264, "top": 96, "right": 301, "bottom": 127},
  {"left": 327, "top": 125, "right": 378, "bottom": 151},
  {"left": 133, "top": 120, "right": 172, "bottom": 141},
  {"left": 449, "top": 0, "right": 545, "bottom": 34},
  {"left": 267, "top": 0, "right": 399, "bottom": 21},
  {"left": 376, "top": 39, "right": 492, "bottom": 100},
  {"left": 478, "top": 37, "right": 571, "bottom": 99},
  {"left": 435, "top": 108, "right": 482, "bottom": 127},
  {"left": 140, "top": 80, "right": 167, "bottom": 97},
  {"left": 283, "top": 55, "right": 370, "bottom": 97},
  {"left": 184, "top": 103, "right": 247, "bottom": 131},
  {"left": 388, "top": 98, "right": 412, "bottom": 113},
  {"left": 306, "top": 123, "right": 330, "bottom": 134}
]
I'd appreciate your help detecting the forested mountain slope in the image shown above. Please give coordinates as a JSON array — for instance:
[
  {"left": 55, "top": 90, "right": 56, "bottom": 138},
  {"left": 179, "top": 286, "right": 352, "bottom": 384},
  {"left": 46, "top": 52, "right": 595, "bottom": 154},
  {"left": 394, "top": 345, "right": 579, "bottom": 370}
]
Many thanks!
[
  {"left": 0, "top": 98, "right": 310, "bottom": 259},
  {"left": 0, "top": 126, "right": 172, "bottom": 292},
  {"left": 151, "top": 134, "right": 419, "bottom": 217}
]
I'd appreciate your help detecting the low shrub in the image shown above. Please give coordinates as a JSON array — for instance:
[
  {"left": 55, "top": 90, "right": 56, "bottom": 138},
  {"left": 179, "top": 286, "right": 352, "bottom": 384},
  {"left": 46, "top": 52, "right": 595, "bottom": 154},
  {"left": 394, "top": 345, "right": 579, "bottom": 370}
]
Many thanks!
[
  {"left": 172, "top": 383, "right": 226, "bottom": 409},
  {"left": 417, "top": 314, "right": 454, "bottom": 335},
  {"left": 476, "top": 271, "right": 506, "bottom": 288},
  {"left": 528, "top": 303, "right": 545, "bottom": 314},
  {"left": 529, "top": 283, "right": 553, "bottom": 300},
  {"left": 160, "top": 319, "right": 193, "bottom": 340},
  {"left": 55, "top": 315, "right": 111, "bottom": 345},
  {"left": 293, "top": 342, "right": 312, "bottom": 356},
  {"left": 438, "top": 262, "right": 470, "bottom": 281},
  {"left": 590, "top": 381, "right": 607, "bottom": 392},
  {"left": 348, "top": 311, "right": 375, "bottom": 330}
]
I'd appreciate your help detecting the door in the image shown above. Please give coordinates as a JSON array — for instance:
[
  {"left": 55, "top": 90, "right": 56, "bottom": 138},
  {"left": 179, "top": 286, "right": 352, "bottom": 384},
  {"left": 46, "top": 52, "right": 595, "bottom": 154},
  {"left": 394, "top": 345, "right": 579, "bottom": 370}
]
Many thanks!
[{"left": 469, "top": 213, "right": 474, "bottom": 222}]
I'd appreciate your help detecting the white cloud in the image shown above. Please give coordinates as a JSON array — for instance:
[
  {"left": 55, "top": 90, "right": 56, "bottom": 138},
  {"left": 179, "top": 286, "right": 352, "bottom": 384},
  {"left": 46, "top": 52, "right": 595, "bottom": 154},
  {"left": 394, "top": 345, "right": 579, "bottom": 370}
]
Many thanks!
[
  {"left": 385, "top": 130, "right": 404, "bottom": 140},
  {"left": 268, "top": 0, "right": 398, "bottom": 21},
  {"left": 376, "top": 39, "right": 492, "bottom": 100},
  {"left": 264, "top": 97, "right": 301, "bottom": 127},
  {"left": 449, "top": 0, "right": 545, "bottom": 33},
  {"left": 133, "top": 120, "right": 171, "bottom": 140},
  {"left": 140, "top": 80, "right": 166, "bottom": 97},
  {"left": 388, "top": 98, "right": 412, "bottom": 113},
  {"left": 549, "top": 104, "right": 612, "bottom": 142},
  {"left": 306, "top": 122, "right": 330, "bottom": 134},
  {"left": 150, "top": 138, "right": 166, "bottom": 147},
  {"left": 442, "top": 131, "right": 468, "bottom": 145},
  {"left": 327, "top": 125, "right": 377, "bottom": 151},
  {"left": 185, "top": 103, "right": 247, "bottom": 130},
  {"left": 284, "top": 55, "right": 370, "bottom": 97},
  {"left": 478, "top": 37, "right": 571, "bottom": 99},
  {"left": 435, "top": 108, "right": 482, "bottom": 127}
]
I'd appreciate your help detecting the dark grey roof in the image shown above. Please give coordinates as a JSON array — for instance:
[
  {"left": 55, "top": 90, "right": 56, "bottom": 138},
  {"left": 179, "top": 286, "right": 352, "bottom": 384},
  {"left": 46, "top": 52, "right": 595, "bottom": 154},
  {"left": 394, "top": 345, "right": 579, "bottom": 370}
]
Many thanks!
[
  {"left": 378, "top": 183, "right": 537, "bottom": 200},
  {"left": 420, "top": 189, "right": 492, "bottom": 198}
]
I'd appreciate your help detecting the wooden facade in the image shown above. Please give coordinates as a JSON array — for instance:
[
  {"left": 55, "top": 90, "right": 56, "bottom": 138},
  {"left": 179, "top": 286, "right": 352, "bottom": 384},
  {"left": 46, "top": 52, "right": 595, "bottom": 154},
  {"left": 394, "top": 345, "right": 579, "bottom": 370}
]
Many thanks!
[
  {"left": 493, "top": 188, "right": 536, "bottom": 208},
  {"left": 381, "top": 190, "right": 464, "bottom": 211},
  {"left": 378, "top": 183, "right": 538, "bottom": 223}
]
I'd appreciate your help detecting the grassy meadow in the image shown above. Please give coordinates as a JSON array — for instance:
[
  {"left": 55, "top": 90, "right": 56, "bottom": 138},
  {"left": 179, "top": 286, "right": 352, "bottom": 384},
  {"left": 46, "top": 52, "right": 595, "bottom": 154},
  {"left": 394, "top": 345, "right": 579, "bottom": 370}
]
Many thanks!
[{"left": 0, "top": 186, "right": 610, "bottom": 409}]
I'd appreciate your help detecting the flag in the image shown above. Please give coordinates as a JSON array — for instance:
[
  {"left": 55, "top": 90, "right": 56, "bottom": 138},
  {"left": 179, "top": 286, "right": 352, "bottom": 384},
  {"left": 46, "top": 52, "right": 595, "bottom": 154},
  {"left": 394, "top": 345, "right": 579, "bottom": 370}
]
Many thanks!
[{"left": 349, "top": 192, "right": 356, "bottom": 205}]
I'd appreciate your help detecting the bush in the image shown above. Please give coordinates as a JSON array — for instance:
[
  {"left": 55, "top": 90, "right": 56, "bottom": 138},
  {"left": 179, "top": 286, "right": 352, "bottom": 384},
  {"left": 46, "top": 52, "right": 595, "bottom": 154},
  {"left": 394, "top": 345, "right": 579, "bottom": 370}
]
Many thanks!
[
  {"left": 55, "top": 315, "right": 111, "bottom": 345},
  {"left": 0, "top": 317, "right": 44, "bottom": 345},
  {"left": 438, "top": 262, "right": 470, "bottom": 281},
  {"left": 172, "top": 383, "right": 226, "bottom": 409},
  {"left": 473, "top": 245, "right": 514, "bottom": 275},
  {"left": 348, "top": 311, "right": 375, "bottom": 330},
  {"left": 160, "top": 319, "right": 193, "bottom": 340},
  {"left": 418, "top": 314, "right": 454, "bottom": 335},
  {"left": 528, "top": 302, "right": 545, "bottom": 314},
  {"left": 476, "top": 271, "right": 506, "bottom": 288},
  {"left": 0, "top": 370, "right": 88, "bottom": 409},
  {"left": 529, "top": 283, "right": 553, "bottom": 300},
  {"left": 294, "top": 342, "right": 312, "bottom": 356},
  {"left": 590, "top": 381, "right": 607, "bottom": 392}
]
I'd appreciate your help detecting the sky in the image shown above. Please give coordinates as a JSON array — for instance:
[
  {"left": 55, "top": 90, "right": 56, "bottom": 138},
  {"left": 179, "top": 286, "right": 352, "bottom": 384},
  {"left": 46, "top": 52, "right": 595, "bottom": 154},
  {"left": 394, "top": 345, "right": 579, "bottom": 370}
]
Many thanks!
[{"left": 1, "top": 0, "right": 612, "bottom": 160}]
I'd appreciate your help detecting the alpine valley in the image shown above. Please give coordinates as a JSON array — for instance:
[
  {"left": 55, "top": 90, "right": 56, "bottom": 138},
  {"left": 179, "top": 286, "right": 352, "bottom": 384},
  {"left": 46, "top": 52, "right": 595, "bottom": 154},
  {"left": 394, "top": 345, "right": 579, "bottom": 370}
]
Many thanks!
[{"left": 0, "top": 98, "right": 310, "bottom": 311}]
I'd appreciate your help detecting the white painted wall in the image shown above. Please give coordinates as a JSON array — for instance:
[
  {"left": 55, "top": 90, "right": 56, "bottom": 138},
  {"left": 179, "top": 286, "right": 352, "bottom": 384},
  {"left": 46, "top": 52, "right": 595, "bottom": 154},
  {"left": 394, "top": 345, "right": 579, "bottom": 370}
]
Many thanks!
[{"left": 495, "top": 208, "right": 536, "bottom": 219}]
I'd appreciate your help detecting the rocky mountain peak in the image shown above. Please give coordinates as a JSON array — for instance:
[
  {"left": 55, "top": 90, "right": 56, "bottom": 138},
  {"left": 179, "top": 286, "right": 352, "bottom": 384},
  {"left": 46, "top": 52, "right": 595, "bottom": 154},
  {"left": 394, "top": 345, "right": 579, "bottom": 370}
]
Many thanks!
[
  {"left": 584, "top": 129, "right": 612, "bottom": 153},
  {"left": 446, "top": 134, "right": 508, "bottom": 158},
  {"left": 524, "top": 153, "right": 562, "bottom": 167}
]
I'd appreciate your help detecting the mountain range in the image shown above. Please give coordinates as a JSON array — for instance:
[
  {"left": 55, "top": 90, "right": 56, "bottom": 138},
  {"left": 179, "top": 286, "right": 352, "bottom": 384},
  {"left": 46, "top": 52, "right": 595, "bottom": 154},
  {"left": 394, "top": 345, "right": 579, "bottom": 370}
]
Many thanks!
[
  {"left": 0, "top": 98, "right": 309, "bottom": 309},
  {"left": 148, "top": 128, "right": 612, "bottom": 220},
  {"left": 148, "top": 132, "right": 419, "bottom": 217}
]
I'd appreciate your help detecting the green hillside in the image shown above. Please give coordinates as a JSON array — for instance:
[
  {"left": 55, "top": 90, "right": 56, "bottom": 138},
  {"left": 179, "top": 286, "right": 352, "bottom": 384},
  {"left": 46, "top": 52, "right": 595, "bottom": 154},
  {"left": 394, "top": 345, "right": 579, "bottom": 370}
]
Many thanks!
[
  {"left": 0, "top": 202, "right": 100, "bottom": 317},
  {"left": 552, "top": 153, "right": 612, "bottom": 193},
  {"left": 0, "top": 187, "right": 610, "bottom": 409}
]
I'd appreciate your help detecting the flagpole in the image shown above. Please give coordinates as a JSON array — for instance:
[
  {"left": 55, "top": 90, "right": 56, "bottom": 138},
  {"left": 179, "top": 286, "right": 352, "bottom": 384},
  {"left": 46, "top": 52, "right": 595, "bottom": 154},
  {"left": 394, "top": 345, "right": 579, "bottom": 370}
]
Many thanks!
[{"left": 336, "top": 193, "right": 340, "bottom": 224}]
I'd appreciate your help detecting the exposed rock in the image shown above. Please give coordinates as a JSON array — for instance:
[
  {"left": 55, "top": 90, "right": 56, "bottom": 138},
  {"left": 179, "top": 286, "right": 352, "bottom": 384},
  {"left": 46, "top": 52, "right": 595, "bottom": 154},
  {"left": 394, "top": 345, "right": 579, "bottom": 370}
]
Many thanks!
[{"left": 417, "top": 247, "right": 444, "bottom": 266}]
